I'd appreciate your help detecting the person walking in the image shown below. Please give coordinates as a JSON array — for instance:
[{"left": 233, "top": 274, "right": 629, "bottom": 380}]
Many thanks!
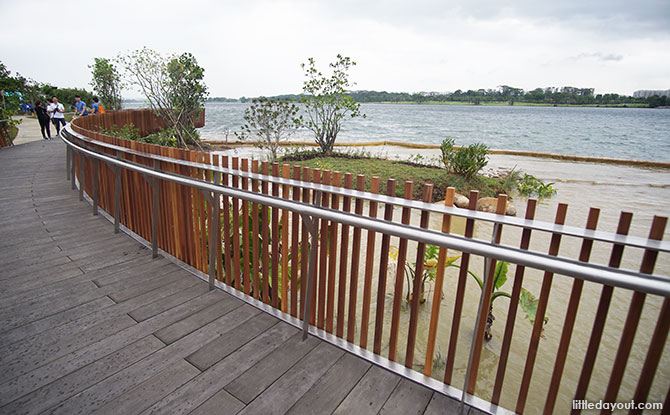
[
  {"left": 90, "top": 97, "right": 105, "bottom": 114},
  {"left": 74, "top": 95, "right": 88, "bottom": 117},
  {"left": 34, "top": 100, "right": 51, "bottom": 139},
  {"left": 47, "top": 96, "right": 66, "bottom": 134}
]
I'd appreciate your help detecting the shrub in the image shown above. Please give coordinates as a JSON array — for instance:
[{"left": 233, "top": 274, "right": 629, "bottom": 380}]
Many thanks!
[
  {"left": 451, "top": 142, "right": 489, "bottom": 179},
  {"left": 439, "top": 137, "right": 455, "bottom": 172},
  {"left": 518, "top": 174, "right": 557, "bottom": 197}
]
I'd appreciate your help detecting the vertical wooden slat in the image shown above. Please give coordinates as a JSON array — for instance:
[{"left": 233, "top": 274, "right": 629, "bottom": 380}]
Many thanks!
[
  {"left": 373, "top": 179, "right": 396, "bottom": 354},
  {"left": 543, "top": 207, "right": 600, "bottom": 414},
  {"left": 405, "top": 184, "right": 433, "bottom": 368},
  {"left": 572, "top": 212, "right": 632, "bottom": 412},
  {"left": 515, "top": 203, "right": 569, "bottom": 414},
  {"left": 231, "top": 157, "right": 242, "bottom": 290},
  {"left": 346, "top": 175, "right": 366, "bottom": 343},
  {"left": 290, "top": 165, "right": 302, "bottom": 317},
  {"left": 424, "top": 187, "right": 456, "bottom": 376},
  {"left": 631, "top": 297, "right": 670, "bottom": 415},
  {"left": 271, "top": 163, "right": 281, "bottom": 309},
  {"left": 221, "top": 156, "right": 232, "bottom": 285},
  {"left": 492, "top": 199, "right": 538, "bottom": 404},
  {"left": 261, "top": 162, "right": 271, "bottom": 304},
  {"left": 388, "top": 181, "right": 414, "bottom": 362},
  {"left": 360, "top": 176, "right": 381, "bottom": 349},
  {"left": 251, "top": 160, "right": 261, "bottom": 299},
  {"left": 317, "top": 170, "right": 331, "bottom": 329},
  {"left": 326, "top": 171, "right": 341, "bottom": 334},
  {"left": 281, "top": 164, "right": 291, "bottom": 313},
  {"left": 336, "top": 173, "right": 353, "bottom": 338},
  {"left": 299, "top": 167, "right": 311, "bottom": 319},
  {"left": 241, "top": 159, "right": 251, "bottom": 295},
  {"left": 600, "top": 216, "right": 667, "bottom": 415},
  {"left": 444, "top": 190, "right": 480, "bottom": 383}
]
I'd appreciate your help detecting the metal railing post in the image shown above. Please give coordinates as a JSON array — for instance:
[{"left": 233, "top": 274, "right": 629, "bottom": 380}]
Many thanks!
[
  {"left": 92, "top": 159, "right": 99, "bottom": 216},
  {"left": 301, "top": 189, "right": 322, "bottom": 340},
  {"left": 66, "top": 145, "right": 71, "bottom": 181},
  {"left": 151, "top": 160, "right": 161, "bottom": 258},
  {"left": 71, "top": 150, "right": 76, "bottom": 190},
  {"left": 113, "top": 165, "right": 121, "bottom": 234},
  {"left": 200, "top": 185, "right": 220, "bottom": 291},
  {"left": 460, "top": 221, "right": 503, "bottom": 413},
  {"left": 79, "top": 153, "right": 85, "bottom": 201},
  {"left": 301, "top": 213, "right": 319, "bottom": 340}
]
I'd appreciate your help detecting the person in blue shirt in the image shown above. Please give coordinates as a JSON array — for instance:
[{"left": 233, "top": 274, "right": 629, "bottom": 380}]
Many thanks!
[
  {"left": 91, "top": 97, "right": 103, "bottom": 114},
  {"left": 74, "top": 95, "right": 88, "bottom": 117}
]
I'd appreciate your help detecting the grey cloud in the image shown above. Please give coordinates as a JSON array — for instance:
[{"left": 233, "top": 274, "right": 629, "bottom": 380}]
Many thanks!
[
  {"left": 315, "top": 0, "right": 669, "bottom": 37},
  {"left": 570, "top": 52, "right": 624, "bottom": 62}
]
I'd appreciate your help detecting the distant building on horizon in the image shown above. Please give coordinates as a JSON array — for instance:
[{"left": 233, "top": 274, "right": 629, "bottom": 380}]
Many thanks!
[{"left": 633, "top": 89, "right": 670, "bottom": 98}]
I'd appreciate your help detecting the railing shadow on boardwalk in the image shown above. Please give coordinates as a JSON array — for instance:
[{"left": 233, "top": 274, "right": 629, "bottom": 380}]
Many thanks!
[{"left": 62, "top": 109, "right": 669, "bottom": 414}]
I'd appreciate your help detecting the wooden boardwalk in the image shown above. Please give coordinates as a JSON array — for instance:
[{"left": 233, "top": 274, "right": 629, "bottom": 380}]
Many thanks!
[{"left": 0, "top": 139, "right": 482, "bottom": 415}]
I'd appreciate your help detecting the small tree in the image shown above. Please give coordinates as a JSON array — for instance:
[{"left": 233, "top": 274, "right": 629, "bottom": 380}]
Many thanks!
[
  {"left": 90, "top": 57, "right": 123, "bottom": 110},
  {"left": 117, "top": 47, "right": 208, "bottom": 148},
  {"left": 237, "top": 97, "right": 301, "bottom": 162},
  {"left": 166, "top": 52, "right": 208, "bottom": 144},
  {"left": 300, "top": 54, "right": 364, "bottom": 153}
]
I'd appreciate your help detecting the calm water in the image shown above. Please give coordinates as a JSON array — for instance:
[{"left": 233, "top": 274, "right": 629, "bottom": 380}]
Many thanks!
[{"left": 192, "top": 102, "right": 670, "bottom": 161}]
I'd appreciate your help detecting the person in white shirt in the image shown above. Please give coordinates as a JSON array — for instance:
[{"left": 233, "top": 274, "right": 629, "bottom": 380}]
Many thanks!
[{"left": 47, "top": 96, "right": 66, "bottom": 134}]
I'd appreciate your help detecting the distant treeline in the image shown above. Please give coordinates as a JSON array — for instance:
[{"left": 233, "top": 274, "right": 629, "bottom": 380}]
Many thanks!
[{"left": 209, "top": 85, "right": 669, "bottom": 108}]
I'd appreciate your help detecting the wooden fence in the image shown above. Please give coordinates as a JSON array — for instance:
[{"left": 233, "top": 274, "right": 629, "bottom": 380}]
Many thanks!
[
  {"left": 66, "top": 110, "right": 670, "bottom": 415},
  {"left": 0, "top": 121, "right": 12, "bottom": 148}
]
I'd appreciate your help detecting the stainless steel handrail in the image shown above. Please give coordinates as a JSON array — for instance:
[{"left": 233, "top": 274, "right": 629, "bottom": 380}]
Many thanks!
[
  {"left": 61, "top": 126, "right": 669, "bottom": 297},
  {"left": 66, "top": 125, "right": 670, "bottom": 253}
]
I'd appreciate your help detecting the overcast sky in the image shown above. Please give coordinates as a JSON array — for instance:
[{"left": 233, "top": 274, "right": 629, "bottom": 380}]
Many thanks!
[{"left": 1, "top": 0, "right": 668, "bottom": 98}]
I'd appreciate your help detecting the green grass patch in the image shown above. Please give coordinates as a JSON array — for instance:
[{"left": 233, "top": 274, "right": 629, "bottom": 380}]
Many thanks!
[
  {"left": 8, "top": 125, "right": 18, "bottom": 140},
  {"left": 280, "top": 151, "right": 510, "bottom": 201}
]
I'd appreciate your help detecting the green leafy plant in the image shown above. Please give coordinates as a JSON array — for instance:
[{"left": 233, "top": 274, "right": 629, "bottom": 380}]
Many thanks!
[
  {"left": 451, "top": 142, "right": 489, "bottom": 179},
  {"left": 439, "top": 137, "right": 456, "bottom": 172},
  {"left": 518, "top": 173, "right": 557, "bottom": 197},
  {"left": 300, "top": 54, "right": 365, "bottom": 153},
  {"left": 118, "top": 48, "right": 208, "bottom": 148},
  {"left": 89, "top": 57, "right": 123, "bottom": 110},
  {"left": 97, "top": 123, "right": 178, "bottom": 147},
  {"left": 236, "top": 97, "right": 301, "bottom": 162},
  {"left": 390, "top": 244, "right": 542, "bottom": 340}
]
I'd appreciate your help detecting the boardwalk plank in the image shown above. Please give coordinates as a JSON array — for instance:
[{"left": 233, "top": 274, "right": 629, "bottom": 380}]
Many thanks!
[
  {"left": 48, "top": 305, "right": 258, "bottom": 415},
  {"left": 236, "top": 342, "right": 344, "bottom": 415},
  {"left": 333, "top": 365, "right": 401, "bottom": 415},
  {"left": 0, "top": 336, "right": 164, "bottom": 415},
  {"left": 128, "top": 282, "right": 209, "bottom": 322},
  {"left": 0, "top": 315, "right": 136, "bottom": 384},
  {"left": 94, "top": 359, "right": 201, "bottom": 415},
  {"left": 154, "top": 294, "right": 241, "bottom": 344},
  {"left": 224, "top": 332, "right": 321, "bottom": 404},
  {"left": 286, "top": 352, "right": 371, "bottom": 415},
  {"left": 186, "top": 312, "right": 278, "bottom": 371},
  {"left": 141, "top": 321, "right": 298, "bottom": 415},
  {"left": 0, "top": 290, "right": 225, "bottom": 404},
  {"left": 190, "top": 388, "right": 245, "bottom": 415},
  {"left": 379, "top": 378, "right": 434, "bottom": 415}
]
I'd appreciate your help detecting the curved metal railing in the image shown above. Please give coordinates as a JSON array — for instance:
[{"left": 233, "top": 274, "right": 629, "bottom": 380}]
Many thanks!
[{"left": 61, "top": 111, "right": 669, "bottom": 415}]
